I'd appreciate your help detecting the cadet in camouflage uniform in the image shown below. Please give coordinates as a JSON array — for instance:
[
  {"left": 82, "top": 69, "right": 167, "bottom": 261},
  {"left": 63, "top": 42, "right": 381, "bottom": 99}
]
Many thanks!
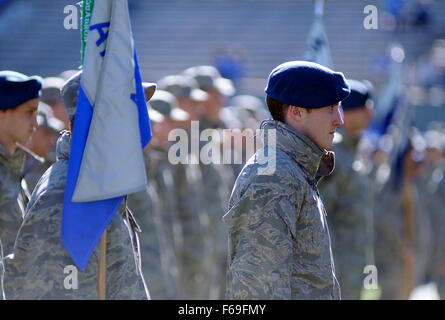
[
  {"left": 127, "top": 163, "right": 172, "bottom": 299},
  {"left": 4, "top": 71, "right": 154, "bottom": 300},
  {"left": 318, "top": 80, "right": 375, "bottom": 300},
  {"left": 183, "top": 65, "right": 235, "bottom": 130},
  {"left": 148, "top": 90, "right": 211, "bottom": 299},
  {"left": 0, "top": 71, "right": 41, "bottom": 257},
  {"left": 172, "top": 154, "right": 210, "bottom": 299},
  {"left": 143, "top": 104, "right": 186, "bottom": 299},
  {"left": 416, "top": 126, "right": 445, "bottom": 298},
  {"left": 127, "top": 103, "right": 179, "bottom": 299},
  {"left": 182, "top": 67, "right": 237, "bottom": 299},
  {"left": 373, "top": 133, "right": 431, "bottom": 299},
  {"left": 145, "top": 146, "right": 183, "bottom": 298},
  {"left": 40, "top": 76, "right": 70, "bottom": 130},
  {"left": 196, "top": 136, "right": 235, "bottom": 299},
  {"left": 431, "top": 172, "right": 445, "bottom": 299},
  {"left": 156, "top": 77, "right": 214, "bottom": 297},
  {"left": 224, "top": 61, "right": 350, "bottom": 299},
  {"left": 220, "top": 101, "right": 266, "bottom": 178},
  {"left": 24, "top": 101, "right": 64, "bottom": 193},
  {"left": 157, "top": 74, "right": 208, "bottom": 123}
]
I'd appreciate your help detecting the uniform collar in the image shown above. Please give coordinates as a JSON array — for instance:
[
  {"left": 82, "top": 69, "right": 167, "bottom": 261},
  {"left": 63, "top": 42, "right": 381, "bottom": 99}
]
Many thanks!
[
  {"left": 0, "top": 143, "right": 26, "bottom": 178},
  {"left": 260, "top": 120, "right": 335, "bottom": 181}
]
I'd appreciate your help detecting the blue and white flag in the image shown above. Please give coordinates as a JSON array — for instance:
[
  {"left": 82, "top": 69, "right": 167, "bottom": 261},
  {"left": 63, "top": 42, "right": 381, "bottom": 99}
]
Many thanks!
[
  {"left": 303, "top": 0, "right": 333, "bottom": 68},
  {"left": 367, "top": 45, "right": 410, "bottom": 149},
  {"left": 62, "top": 0, "right": 151, "bottom": 271}
]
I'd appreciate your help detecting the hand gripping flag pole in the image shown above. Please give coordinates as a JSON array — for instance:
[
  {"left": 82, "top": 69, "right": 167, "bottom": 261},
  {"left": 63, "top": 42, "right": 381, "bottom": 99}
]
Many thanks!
[{"left": 62, "top": 0, "right": 152, "bottom": 299}]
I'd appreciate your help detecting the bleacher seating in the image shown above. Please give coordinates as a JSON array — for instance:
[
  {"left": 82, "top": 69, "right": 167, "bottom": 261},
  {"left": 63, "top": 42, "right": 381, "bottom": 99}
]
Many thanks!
[{"left": 0, "top": 0, "right": 444, "bottom": 98}]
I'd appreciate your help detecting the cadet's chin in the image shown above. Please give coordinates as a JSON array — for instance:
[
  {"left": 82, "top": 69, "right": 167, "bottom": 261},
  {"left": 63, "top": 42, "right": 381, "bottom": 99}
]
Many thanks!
[
  {"left": 323, "top": 137, "right": 334, "bottom": 151},
  {"left": 18, "top": 135, "right": 33, "bottom": 146}
]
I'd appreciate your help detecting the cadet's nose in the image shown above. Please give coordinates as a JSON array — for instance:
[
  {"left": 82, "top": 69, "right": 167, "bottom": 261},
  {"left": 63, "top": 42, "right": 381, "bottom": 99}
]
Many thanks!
[
  {"left": 31, "top": 113, "right": 38, "bottom": 130},
  {"left": 333, "top": 104, "right": 344, "bottom": 127}
]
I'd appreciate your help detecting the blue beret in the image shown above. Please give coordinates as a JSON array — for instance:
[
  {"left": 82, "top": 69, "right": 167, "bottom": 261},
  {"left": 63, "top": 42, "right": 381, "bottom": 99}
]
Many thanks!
[
  {"left": 265, "top": 61, "right": 350, "bottom": 108},
  {"left": 341, "top": 79, "right": 373, "bottom": 111},
  {"left": 0, "top": 70, "right": 42, "bottom": 110}
]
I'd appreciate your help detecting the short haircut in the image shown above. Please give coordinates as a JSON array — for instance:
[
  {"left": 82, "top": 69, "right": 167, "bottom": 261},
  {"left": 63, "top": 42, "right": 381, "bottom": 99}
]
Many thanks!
[
  {"left": 266, "top": 95, "right": 289, "bottom": 122},
  {"left": 266, "top": 95, "right": 312, "bottom": 122}
]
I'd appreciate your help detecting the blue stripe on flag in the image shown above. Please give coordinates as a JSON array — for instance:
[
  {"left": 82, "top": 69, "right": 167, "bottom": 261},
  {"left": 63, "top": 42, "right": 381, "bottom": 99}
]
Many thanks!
[
  {"left": 62, "top": 85, "right": 124, "bottom": 271},
  {"left": 134, "top": 48, "right": 151, "bottom": 149}
]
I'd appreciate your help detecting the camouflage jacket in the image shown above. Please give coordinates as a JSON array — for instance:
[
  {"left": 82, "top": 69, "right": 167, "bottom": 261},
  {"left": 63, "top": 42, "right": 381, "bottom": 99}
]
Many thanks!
[
  {"left": 4, "top": 131, "right": 148, "bottom": 300},
  {"left": 318, "top": 130, "right": 374, "bottom": 299},
  {"left": 144, "top": 148, "right": 186, "bottom": 298},
  {"left": 0, "top": 144, "right": 28, "bottom": 256},
  {"left": 373, "top": 171, "right": 434, "bottom": 295},
  {"left": 172, "top": 159, "right": 209, "bottom": 299},
  {"left": 0, "top": 239, "right": 4, "bottom": 300},
  {"left": 127, "top": 151, "right": 179, "bottom": 299},
  {"left": 196, "top": 139, "right": 235, "bottom": 299},
  {"left": 417, "top": 164, "right": 445, "bottom": 273},
  {"left": 224, "top": 120, "right": 340, "bottom": 300}
]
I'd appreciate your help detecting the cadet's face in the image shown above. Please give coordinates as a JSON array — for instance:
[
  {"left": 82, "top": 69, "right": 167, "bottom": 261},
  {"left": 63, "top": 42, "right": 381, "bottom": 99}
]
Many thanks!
[
  {"left": 3, "top": 98, "right": 39, "bottom": 146},
  {"left": 51, "top": 100, "right": 70, "bottom": 130},
  {"left": 343, "top": 103, "right": 374, "bottom": 136},
  {"left": 404, "top": 147, "right": 425, "bottom": 178},
  {"left": 157, "top": 118, "right": 179, "bottom": 144},
  {"left": 26, "top": 126, "right": 57, "bottom": 157},
  {"left": 299, "top": 103, "right": 344, "bottom": 151},
  {"left": 203, "top": 88, "right": 225, "bottom": 120},
  {"left": 177, "top": 97, "right": 201, "bottom": 121}
]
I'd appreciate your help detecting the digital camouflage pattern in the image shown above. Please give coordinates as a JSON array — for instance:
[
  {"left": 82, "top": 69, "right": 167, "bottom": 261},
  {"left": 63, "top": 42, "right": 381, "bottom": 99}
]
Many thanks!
[
  {"left": 19, "top": 146, "right": 46, "bottom": 196},
  {"left": 318, "top": 130, "right": 374, "bottom": 299},
  {"left": 224, "top": 119, "right": 340, "bottom": 300},
  {"left": 431, "top": 174, "right": 445, "bottom": 298},
  {"left": 4, "top": 131, "right": 149, "bottom": 300},
  {"left": 373, "top": 174, "right": 433, "bottom": 299},
  {"left": 144, "top": 148, "right": 183, "bottom": 298},
  {"left": 0, "top": 144, "right": 28, "bottom": 256},
  {"left": 0, "top": 239, "right": 4, "bottom": 300},
  {"left": 24, "top": 159, "right": 52, "bottom": 195},
  {"left": 172, "top": 153, "right": 211, "bottom": 299},
  {"left": 127, "top": 151, "right": 178, "bottom": 299},
  {"left": 416, "top": 163, "right": 445, "bottom": 298},
  {"left": 197, "top": 139, "right": 235, "bottom": 299}
]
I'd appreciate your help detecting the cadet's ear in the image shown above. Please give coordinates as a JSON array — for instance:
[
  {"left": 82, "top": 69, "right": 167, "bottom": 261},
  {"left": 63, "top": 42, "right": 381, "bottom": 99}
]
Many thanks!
[
  {"left": 0, "top": 109, "right": 8, "bottom": 120},
  {"left": 284, "top": 105, "right": 303, "bottom": 129},
  {"left": 287, "top": 105, "right": 303, "bottom": 121}
]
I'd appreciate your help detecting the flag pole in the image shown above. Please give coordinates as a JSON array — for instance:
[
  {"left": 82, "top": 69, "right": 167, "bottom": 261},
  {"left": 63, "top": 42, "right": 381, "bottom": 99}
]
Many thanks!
[
  {"left": 80, "top": 0, "right": 109, "bottom": 299},
  {"left": 304, "top": 0, "right": 332, "bottom": 67},
  {"left": 315, "top": 0, "right": 325, "bottom": 17},
  {"left": 97, "top": 230, "right": 107, "bottom": 300}
]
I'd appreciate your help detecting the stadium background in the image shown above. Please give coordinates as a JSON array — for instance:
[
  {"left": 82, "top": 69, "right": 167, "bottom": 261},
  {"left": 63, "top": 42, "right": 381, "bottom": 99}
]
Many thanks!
[{"left": 0, "top": 0, "right": 444, "bottom": 129}]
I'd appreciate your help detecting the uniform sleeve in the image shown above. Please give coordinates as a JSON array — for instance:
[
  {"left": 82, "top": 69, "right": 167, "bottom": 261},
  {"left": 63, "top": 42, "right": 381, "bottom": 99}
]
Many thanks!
[
  {"left": 321, "top": 163, "right": 370, "bottom": 240},
  {"left": 319, "top": 161, "right": 372, "bottom": 293},
  {"left": 4, "top": 190, "right": 98, "bottom": 300},
  {"left": 0, "top": 183, "right": 25, "bottom": 256},
  {"left": 0, "top": 239, "right": 5, "bottom": 300},
  {"left": 224, "top": 173, "right": 302, "bottom": 300}
]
